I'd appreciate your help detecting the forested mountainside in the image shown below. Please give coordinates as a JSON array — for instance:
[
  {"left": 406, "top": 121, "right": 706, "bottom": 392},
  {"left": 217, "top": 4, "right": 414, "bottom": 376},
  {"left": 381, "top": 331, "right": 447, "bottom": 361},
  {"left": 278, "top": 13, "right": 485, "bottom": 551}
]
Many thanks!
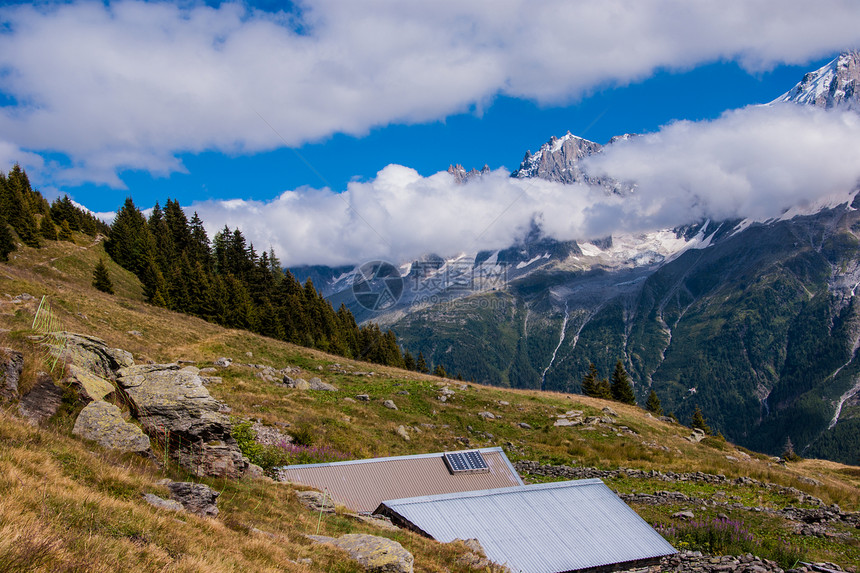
[{"left": 394, "top": 198, "right": 860, "bottom": 465}]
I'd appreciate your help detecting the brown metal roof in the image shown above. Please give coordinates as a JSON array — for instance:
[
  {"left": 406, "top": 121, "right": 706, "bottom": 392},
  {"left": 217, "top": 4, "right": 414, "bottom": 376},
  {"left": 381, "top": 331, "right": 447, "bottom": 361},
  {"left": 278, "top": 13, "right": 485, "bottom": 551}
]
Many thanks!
[{"left": 277, "top": 447, "right": 524, "bottom": 513}]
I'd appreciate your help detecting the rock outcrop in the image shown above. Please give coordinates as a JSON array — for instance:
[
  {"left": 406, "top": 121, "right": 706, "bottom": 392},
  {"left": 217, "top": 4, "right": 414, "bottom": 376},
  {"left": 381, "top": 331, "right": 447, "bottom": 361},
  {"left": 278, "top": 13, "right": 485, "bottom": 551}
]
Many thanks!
[
  {"left": 166, "top": 481, "right": 220, "bottom": 518},
  {"left": 73, "top": 401, "right": 151, "bottom": 455},
  {"left": 117, "top": 364, "right": 247, "bottom": 478},
  {"left": 18, "top": 372, "right": 63, "bottom": 423},
  {"left": 309, "top": 534, "right": 413, "bottom": 573},
  {"left": 49, "top": 333, "right": 134, "bottom": 380},
  {"left": 0, "top": 347, "right": 24, "bottom": 401},
  {"left": 64, "top": 363, "right": 115, "bottom": 403}
]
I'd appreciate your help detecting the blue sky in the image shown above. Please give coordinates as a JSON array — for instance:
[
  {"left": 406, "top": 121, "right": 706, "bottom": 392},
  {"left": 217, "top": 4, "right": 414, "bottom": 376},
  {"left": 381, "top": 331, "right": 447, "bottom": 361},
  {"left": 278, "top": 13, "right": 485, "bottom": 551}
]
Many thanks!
[
  {"left": 2, "top": 1, "right": 860, "bottom": 265},
  {"left": 96, "top": 59, "right": 827, "bottom": 213}
]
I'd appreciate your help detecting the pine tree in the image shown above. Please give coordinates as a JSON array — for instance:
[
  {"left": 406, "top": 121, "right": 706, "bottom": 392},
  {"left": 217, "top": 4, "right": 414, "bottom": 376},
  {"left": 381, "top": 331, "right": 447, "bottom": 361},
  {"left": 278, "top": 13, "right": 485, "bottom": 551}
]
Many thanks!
[
  {"left": 782, "top": 437, "right": 801, "bottom": 461},
  {"left": 0, "top": 164, "right": 40, "bottom": 248},
  {"left": 151, "top": 289, "right": 168, "bottom": 308},
  {"left": 433, "top": 363, "right": 447, "bottom": 378},
  {"left": 58, "top": 220, "right": 74, "bottom": 241},
  {"left": 611, "top": 360, "right": 636, "bottom": 404},
  {"left": 0, "top": 213, "right": 15, "bottom": 261},
  {"left": 403, "top": 350, "right": 416, "bottom": 371},
  {"left": 646, "top": 389, "right": 663, "bottom": 415},
  {"left": 105, "top": 198, "right": 153, "bottom": 273},
  {"left": 690, "top": 405, "right": 711, "bottom": 435},
  {"left": 594, "top": 378, "right": 612, "bottom": 400},
  {"left": 580, "top": 363, "right": 599, "bottom": 396},
  {"left": 92, "top": 258, "right": 114, "bottom": 294},
  {"left": 39, "top": 211, "right": 58, "bottom": 240},
  {"left": 416, "top": 352, "right": 429, "bottom": 373}
]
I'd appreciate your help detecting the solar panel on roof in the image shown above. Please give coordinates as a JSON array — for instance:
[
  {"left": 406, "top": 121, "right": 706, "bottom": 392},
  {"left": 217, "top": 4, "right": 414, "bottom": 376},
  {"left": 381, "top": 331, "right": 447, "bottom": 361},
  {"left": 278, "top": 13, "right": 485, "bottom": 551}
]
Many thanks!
[{"left": 444, "top": 451, "right": 489, "bottom": 474}]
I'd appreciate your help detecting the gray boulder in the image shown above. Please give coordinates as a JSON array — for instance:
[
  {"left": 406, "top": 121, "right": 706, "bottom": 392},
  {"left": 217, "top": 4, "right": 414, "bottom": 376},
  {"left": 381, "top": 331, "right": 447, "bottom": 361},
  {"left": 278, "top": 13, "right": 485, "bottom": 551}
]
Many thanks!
[
  {"left": 383, "top": 399, "right": 398, "bottom": 410},
  {"left": 73, "top": 401, "right": 151, "bottom": 455},
  {"left": 64, "top": 363, "right": 115, "bottom": 402},
  {"left": 117, "top": 364, "right": 247, "bottom": 478},
  {"left": 18, "top": 373, "right": 63, "bottom": 423},
  {"left": 316, "top": 534, "right": 413, "bottom": 573},
  {"left": 48, "top": 333, "right": 133, "bottom": 380},
  {"left": 395, "top": 425, "right": 410, "bottom": 441},
  {"left": 0, "top": 347, "right": 23, "bottom": 401},
  {"left": 166, "top": 481, "right": 220, "bottom": 517},
  {"left": 308, "top": 377, "right": 338, "bottom": 391},
  {"left": 296, "top": 490, "right": 335, "bottom": 513},
  {"left": 687, "top": 428, "right": 707, "bottom": 443},
  {"left": 143, "top": 493, "right": 184, "bottom": 512}
]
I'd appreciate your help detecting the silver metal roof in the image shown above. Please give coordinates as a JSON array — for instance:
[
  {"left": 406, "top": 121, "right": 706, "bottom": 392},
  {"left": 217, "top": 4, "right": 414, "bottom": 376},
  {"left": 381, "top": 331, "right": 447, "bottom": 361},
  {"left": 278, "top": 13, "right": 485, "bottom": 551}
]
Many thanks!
[
  {"left": 277, "top": 447, "right": 523, "bottom": 513},
  {"left": 376, "top": 479, "right": 676, "bottom": 573}
]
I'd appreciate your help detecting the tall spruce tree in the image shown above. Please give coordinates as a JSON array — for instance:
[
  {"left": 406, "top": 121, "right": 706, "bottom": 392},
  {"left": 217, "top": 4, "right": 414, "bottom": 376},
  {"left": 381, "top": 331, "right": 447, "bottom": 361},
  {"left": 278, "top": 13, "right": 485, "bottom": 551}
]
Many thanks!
[
  {"left": 58, "top": 220, "right": 74, "bottom": 241},
  {"left": 690, "top": 405, "right": 711, "bottom": 435},
  {"left": 416, "top": 352, "right": 429, "bottom": 373},
  {"left": 92, "top": 258, "right": 114, "bottom": 294},
  {"left": 594, "top": 377, "right": 612, "bottom": 400},
  {"left": 0, "top": 165, "right": 40, "bottom": 248},
  {"left": 105, "top": 198, "right": 152, "bottom": 273},
  {"left": 0, "top": 213, "right": 15, "bottom": 261},
  {"left": 645, "top": 389, "right": 663, "bottom": 415},
  {"left": 403, "top": 350, "right": 416, "bottom": 371},
  {"left": 580, "top": 363, "right": 600, "bottom": 396},
  {"left": 610, "top": 360, "right": 636, "bottom": 404},
  {"left": 39, "top": 211, "right": 58, "bottom": 241}
]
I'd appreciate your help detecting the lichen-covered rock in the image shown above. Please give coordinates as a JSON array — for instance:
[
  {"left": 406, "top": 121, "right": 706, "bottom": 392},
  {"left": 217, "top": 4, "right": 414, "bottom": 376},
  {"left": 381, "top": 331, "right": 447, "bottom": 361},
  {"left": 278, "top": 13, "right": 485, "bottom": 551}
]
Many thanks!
[
  {"left": 142, "top": 493, "right": 184, "bottom": 512},
  {"left": 18, "top": 373, "right": 63, "bottom": 423},
  {"left": 65, "top": 363, "right": 115, "bottom": 402},
  {"left": 0, "top": 347, "right": 24, "bottom": 401},
  {"left": 73, "top": 401, "right": 151, "bottom": 455},
  {"left": 166, "top": 481, "right": 220, "bottom": 517},
  {"left": 320, "top": 534, "right": 414, "bottom": 573},
  {"left": 49, "top": 333, "right": 134, "bottom": 380},
  {"left": 308, "top": 377, "right": 338, "bottom": 391},
  {"left": 296, "top": 490, "right": 335, "bottom": 513},
  {"left": 395, "top": 425, "right": 410, "bottom": 441},
  {"left": 117, "top": 364, "right": 247, "bottom": 478}
]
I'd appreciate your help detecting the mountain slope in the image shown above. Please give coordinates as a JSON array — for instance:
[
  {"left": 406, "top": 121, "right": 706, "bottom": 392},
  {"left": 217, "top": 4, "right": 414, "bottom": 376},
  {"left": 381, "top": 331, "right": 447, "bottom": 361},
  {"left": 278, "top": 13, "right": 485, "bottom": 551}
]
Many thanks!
[{"left": 771, "top": 50, "right": 860, "bottom": 110}]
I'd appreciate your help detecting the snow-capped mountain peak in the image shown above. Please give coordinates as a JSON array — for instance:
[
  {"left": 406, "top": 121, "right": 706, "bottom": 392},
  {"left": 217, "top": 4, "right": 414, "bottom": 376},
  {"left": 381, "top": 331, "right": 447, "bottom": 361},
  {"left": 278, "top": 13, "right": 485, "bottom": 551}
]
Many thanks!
[
  {"left": 770, "top": 50, "right": 860, "bottom": 110},
  {"left": 512, "top": 132, "right": 602, "bottom": 183}
]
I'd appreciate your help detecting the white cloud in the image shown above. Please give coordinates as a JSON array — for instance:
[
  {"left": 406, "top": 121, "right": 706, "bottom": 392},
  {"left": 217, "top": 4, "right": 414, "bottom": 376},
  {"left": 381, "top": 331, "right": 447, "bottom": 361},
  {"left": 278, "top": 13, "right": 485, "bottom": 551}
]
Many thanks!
[
  {"left": 584, "top": 105, "right": 860, "bottom": 229},
  {"left": 2, "top": 0, "right": 860, "bottom": 185},
  {"left": 190, "top": 105, "right": 860, "bottom": 266}
]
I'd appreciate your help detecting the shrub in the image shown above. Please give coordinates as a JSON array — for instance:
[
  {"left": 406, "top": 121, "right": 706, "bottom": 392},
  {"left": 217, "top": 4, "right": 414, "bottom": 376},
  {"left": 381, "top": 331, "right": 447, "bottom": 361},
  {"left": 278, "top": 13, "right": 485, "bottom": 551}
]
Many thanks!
[
  {"left": 656, "top": 517, "right": 805, "bottom": 569},
  {"left": 231, "top": 420, "right": 350, "bottom": 471}
]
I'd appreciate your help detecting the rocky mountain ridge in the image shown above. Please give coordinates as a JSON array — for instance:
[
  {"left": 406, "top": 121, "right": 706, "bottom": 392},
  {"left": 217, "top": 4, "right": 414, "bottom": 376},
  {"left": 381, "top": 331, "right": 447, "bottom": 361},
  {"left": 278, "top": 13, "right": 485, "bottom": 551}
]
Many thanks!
[{"left": 771, "top": 50, "right": 860, "bottom": 110}]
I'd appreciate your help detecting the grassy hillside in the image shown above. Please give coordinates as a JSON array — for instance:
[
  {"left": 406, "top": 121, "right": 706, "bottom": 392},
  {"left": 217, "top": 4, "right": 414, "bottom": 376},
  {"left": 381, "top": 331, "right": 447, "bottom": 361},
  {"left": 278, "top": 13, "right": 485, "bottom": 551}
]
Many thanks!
[{"left": 1, "top": 234, "right": 859, "bottom": 571}]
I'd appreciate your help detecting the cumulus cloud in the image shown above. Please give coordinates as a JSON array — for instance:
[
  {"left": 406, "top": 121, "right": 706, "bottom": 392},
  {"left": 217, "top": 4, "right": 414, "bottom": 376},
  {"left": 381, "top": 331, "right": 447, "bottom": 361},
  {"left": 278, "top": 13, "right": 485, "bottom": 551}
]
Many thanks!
[
  {"left": 1, "top": 0, "right": 860, "bottom": 185},
  {"left": 190, "top": 105, "right": 860, "bottom": 266},
  {"left": 584, "top": 105, "right": 860, "bottom": 228}
]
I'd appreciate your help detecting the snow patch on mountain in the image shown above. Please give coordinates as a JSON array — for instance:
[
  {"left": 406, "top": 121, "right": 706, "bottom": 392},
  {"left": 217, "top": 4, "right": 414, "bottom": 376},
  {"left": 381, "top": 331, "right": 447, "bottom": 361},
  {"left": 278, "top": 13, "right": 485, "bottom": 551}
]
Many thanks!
[
  {"left": 771, "top": 51, "right": 860, "bottom": 110},
  {"left": 566, "top": 225, "right": 717, "bottom": 271}
]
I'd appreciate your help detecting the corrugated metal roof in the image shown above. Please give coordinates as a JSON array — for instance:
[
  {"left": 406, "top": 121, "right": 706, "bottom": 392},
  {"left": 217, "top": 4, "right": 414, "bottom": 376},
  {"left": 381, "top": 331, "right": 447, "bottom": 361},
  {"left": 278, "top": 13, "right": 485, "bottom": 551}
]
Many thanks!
[
  {"left": 376, "top": 479, "right": 677, "bottom": 573},
  {"left": 277, "top": 447, "right": 523, "bottom": 513}
]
